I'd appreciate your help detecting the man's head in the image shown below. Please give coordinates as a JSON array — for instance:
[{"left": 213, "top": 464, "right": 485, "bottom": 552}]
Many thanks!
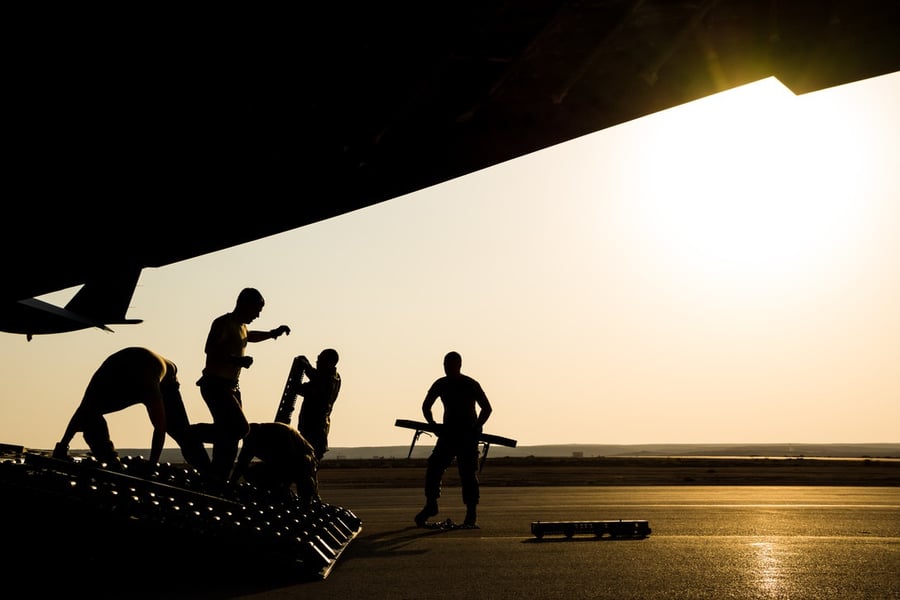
[
  {"left": 317, "top": 348, "right": 339, "bottom": 369},
  {"left": 443, "top": 351, "right": 462, "bottom": 376},
  {"left": 234, "top": 287, "right": 265, "bottom": 323}
]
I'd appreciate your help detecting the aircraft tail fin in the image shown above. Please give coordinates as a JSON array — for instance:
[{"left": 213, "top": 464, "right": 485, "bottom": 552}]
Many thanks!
[{"left": 64, "top": 267, "right": 144, "bottom": 326}]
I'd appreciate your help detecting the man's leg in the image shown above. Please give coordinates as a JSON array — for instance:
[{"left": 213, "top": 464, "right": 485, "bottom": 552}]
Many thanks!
[
  {"left": 163, "top": 387, "right": 212, "bottom": 475},
  {"left": 457, "top": 441, "right": 481, "bottom": 527},
  {"left": 200, "top": 383, "right": 249, "bottom": 483},
  {"left": 297, "top": 453, "right": 321, "bottom": 505},
  {"left": 416, "top": 438, "right": 454, "bottom": 526},
  {"left": 82, "top": 416, "right": 123, "bottom": 471},
  {"left": 298, "top": 416, "right": 327, "bottom": 462}
]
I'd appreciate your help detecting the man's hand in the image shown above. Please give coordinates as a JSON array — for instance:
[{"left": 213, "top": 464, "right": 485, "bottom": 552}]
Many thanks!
[
  {"left": 239, "top": 355, "right": 254, "bottom": 369},
  {"left": 271, "top": 325, "right": 291, "bottom": 339}
]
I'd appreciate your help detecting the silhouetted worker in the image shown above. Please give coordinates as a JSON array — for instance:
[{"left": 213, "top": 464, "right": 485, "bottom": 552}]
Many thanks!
[
  {"left": 415, "top": 351, "right": 492, "bottom": 528},
  {"left": 295, "top": 349, "right": 341, "bottom": 461},
  {"left": 230, "top": 422, "right": 320, "bottom": 505},
  {"left": 52, "top": 347, "right": 212, "bottom": 473},
  {"left": 191, "top": 287, "right": 291, "bottom": 484}
]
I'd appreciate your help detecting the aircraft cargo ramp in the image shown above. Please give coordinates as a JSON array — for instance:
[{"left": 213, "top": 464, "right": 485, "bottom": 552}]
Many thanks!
[{"left": 0, "top": 445, "right": 361, "bottom": 581}]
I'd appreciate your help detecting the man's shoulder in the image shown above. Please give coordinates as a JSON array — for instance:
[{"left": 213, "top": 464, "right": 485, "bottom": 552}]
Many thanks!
[
  {"left": 209, "top": 312, "right": 245, "bottom": 332},
  {"left": 460, "top": 374, "right": 482, "bottom": 386},
  {"left": 431, "top": 375, "right": 479, "bottom": 391}
]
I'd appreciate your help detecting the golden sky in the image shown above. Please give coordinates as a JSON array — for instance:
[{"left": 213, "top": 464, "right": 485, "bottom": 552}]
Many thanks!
[{"left": 2, "top": 71, "right": 897, "bottom": 451}]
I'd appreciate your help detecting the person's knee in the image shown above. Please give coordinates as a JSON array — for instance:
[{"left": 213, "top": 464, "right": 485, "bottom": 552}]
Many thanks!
[
  {"left": 215, "top": 421, "right": 249, "bottom": 442},
  {"left": 228, "top": 414, "right": 251, "bottom": 439}
]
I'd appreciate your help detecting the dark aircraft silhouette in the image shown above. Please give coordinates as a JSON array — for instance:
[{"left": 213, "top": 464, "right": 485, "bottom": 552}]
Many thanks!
[
  {"left": 0, "top": 268, "right": 143, "bottom": 341},
  {"left": 5, "top": 2, "right": 899, "bottom": 326}
]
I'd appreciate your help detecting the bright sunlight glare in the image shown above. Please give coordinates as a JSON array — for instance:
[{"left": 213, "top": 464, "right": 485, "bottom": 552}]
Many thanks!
[{"left": 635, "top": 77, "right": 870, "bottom": 293}]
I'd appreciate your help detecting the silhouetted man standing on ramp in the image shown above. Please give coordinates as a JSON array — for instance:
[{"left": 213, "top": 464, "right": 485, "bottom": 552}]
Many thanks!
[
  {"left": 191, "top": 287, "right": 291, "bottom": 485},
  {"left": 295, "top": 348, "right": 341, "bottom": 462}
]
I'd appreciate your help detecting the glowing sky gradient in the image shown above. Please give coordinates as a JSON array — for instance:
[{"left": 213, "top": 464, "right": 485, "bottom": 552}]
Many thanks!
[{"left": 3, "top": 71, "right": 897, "bottom": 452}]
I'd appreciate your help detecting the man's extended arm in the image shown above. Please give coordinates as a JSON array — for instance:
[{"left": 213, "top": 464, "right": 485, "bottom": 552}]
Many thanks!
[{"left": 247, "top": 325, "right": 291, "bottom": 343}]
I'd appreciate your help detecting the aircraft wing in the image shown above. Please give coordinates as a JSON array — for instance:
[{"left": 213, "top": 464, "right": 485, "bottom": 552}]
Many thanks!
[
  {"left": 6, "top": 2, "right": 899, "bottom": 303},
  {"left": 0, "top": 267, "right": 143, "bottom": 339}
]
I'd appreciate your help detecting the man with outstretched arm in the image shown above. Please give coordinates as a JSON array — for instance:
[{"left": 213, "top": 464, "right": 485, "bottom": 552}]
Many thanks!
[{"left": 190, "top": 287, "right": 291, "bottom": 484}]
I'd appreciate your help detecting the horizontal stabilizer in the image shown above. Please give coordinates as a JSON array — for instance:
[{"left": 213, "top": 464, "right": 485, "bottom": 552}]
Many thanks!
[
  {"left": 13, "top": 297, "right": 114, "bottom": 331},
  {"left": 0, "top": 267, "right": 144, "bottom": 339},
  {"left": 65, "top": 267, "right": 143, "bottom": 324}
]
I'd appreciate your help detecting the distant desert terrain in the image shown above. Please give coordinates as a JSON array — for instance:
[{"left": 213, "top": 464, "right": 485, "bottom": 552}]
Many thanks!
[{"left": 317, "top": 456, "right": 900, "bottom": 488}]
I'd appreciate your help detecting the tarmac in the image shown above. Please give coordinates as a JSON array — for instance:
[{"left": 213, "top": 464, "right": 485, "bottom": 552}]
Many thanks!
[{"left": 20, "top": 484, "right": 899, "bottom": 599}]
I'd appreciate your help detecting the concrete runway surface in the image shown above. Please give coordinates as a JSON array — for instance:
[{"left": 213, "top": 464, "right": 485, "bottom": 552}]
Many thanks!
[
  {"left": 22, "top": 485, "right": 899, "bottom": 599},
  {"left": 292, "top": 486, "right": 900, "bottom": 600},
  {"left": 111, "top": 485, "right": 900, "bottom": 599}
]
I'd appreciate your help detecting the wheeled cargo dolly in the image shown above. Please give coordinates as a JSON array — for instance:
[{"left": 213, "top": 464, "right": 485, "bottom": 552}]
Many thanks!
[{"left": 531, "top": 519, "right": 651, "bottom": 539}]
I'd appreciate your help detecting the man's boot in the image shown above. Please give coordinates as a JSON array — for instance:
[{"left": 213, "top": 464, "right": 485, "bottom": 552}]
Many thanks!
[
  {"left": 102, "top": 454, "right": 125, "bottom": 472},
  {"left": 464, "top": 504, "right": 478, "bottom": 528},
  {"left": 415, "top": 499, "right": 438, "bottom": 527},
  {"left": 52, "top": 442, "right": 68, "bottom": 460}
]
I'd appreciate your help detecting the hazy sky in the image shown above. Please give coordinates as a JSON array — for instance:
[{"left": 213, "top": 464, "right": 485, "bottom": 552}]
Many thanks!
[{"left": 3, "top": 71, "right": 897, "bottom": 453}]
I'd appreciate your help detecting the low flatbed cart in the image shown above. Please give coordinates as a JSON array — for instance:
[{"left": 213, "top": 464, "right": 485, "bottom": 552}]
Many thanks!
[{"left": 531, "top": 519, "right": 651, "bottom": 540}]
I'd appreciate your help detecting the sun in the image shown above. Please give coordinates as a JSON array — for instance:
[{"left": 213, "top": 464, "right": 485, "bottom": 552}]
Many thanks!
[{"left": 633, "top": 77, "right": 874, "bottom": 293}]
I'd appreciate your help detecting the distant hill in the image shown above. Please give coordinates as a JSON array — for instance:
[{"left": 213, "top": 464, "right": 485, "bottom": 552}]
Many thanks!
[
  {"left": 104, "top": 442, "right": 900, "bottom": 465},
  {"left": 320, "top": 443, "right": 900, "bottom": 460}
]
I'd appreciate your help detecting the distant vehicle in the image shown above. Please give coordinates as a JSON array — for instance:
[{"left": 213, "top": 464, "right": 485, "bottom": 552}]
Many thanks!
[{"left": 0, "top": 268, "right": 143, "bottom": 341}]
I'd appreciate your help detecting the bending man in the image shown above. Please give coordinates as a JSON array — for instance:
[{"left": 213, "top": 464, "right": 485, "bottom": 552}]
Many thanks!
[{"left": 52, "top": 347, "right": 211, "bottom": 473}]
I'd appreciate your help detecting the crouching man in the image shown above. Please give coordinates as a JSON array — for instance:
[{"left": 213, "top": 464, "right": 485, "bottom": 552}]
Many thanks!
[{"left": 230, "top": 422, "right": 320, "bottom": 506}]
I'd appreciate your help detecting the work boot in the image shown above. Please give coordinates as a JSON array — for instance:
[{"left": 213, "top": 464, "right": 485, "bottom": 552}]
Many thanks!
[
  {"left": 414, "top": 499, "right": 438, "bottom": 527},
  {"left": 463, "top": 504, "right": 478, "bottom": 528},
  {"left": 52, "top": 442, "right": 68, "bottom": 460},
  {"left": 102, "top": 455, "right": 125, "bottom": 472}
]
